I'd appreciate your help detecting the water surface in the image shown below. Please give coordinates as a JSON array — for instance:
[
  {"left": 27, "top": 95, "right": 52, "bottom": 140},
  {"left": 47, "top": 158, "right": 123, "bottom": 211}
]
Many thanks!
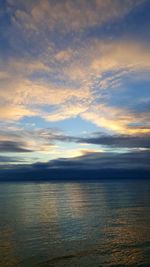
[{"left": 0, "top": 180, "right": 150, "bottom": 267}]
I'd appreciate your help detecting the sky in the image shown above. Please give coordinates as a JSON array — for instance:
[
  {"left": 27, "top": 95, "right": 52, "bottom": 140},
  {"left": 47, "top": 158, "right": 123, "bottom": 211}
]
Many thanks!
[{"left": 0, "top": 0, "right": 150, "bottom": 175}]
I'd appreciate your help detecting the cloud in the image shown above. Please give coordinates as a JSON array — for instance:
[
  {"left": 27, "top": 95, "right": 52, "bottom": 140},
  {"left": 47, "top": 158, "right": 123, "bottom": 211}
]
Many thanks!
[
  {"left": 1, "top": 126, "right": 149, "bottom": 162},
  {"left": 0, "top": 155, "right": 25, "bottom": 163},
  {"left": 1, "top": 38, "right": 150, "bottom": 134},
  {"left": 7, "top": 58, "right": 50, "bottom": 76},
  {"left": 0, "top": 71, "right": 10, "bottom": 80},
  {"left": 54, "top": 40, "right": 150, "bottom": 133},
  {"left": 76, "top": 133, "right": 150, "bottom": 149},
  {"left": 55, "top": 49, "right": 73, "bottom": 62},
  {"left": 81, "top": 104, "right": 150, "bottom": 134},
  {"left": 0, "top": 0, "right": 150, "bottom": 172},
  {"left": 90, "top": 41, "right": 150, "bottom": 73},
  {"left": 0, "top": 127, "right": 66, "bottom": 156},
  {"left": 45, "top": 129, "right": 149, "bottom": 149},
  {"left": 31, "top": 149, "right": 150, "bottom": 170},
  {"left": 0, "top": 75, "right": 91, "bottom": 120},
  {"left": 2, "top": 149, "right": 149, "bottom": 172},
  {"left": 11, "top": 0, "right": 144, "bottom": 33},
  {"left": 0, "top": 140, "right": 33, "bottom": 152},
  {"left": 1, "top": 148, "right": 150, "bottom": 181},
  {"left": 64, "top": 40, "right": 150, "bottom": 88},
  {"left": 129, "top": 100, "right": 150, "bottom": 114},
  {"left": 43, "top": 98, "right": 91, "bottom": 121},
  {"left": 1, "top": 1, "right": 150, "bottom": 138},
  {"left": 0, "top": 104, "right": 36, "bottom": 120}
]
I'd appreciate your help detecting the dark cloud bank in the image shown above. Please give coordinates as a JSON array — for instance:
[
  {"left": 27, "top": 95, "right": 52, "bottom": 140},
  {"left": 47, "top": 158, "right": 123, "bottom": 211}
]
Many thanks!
[
  {"left": 0, "top": 150, "right": 150, "bottom": 181},
  {"left": 0, "top": 140, "right": 33, "bottom": 153},
  {"left": 40, "top": 131, "right": 150, "bottom": 149},
  {"left": 75, "top": 134, "right": 150, "bottom": 148}
]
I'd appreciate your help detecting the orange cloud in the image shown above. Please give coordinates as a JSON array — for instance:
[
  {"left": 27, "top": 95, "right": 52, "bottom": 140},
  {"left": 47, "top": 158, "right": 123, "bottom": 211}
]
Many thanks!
[
  {"left": 1, "top": 38, "right": 150, "bottom": 137},
  {"left": 82, "top": 104, "right": 150, "bottom": 135},
  {"left": 0, "top": 104, "right": 36, "bottom": 120}
]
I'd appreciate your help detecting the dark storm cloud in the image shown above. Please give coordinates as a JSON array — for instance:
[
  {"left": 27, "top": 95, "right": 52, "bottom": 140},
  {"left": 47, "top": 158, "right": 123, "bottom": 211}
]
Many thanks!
[{"left": 0, "top": 141, "right": 33, "bottom": 152}]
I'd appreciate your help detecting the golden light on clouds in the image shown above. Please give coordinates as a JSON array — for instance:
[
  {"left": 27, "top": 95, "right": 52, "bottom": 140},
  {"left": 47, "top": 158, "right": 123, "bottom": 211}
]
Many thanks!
[{"left": 0, "top": 0, "right": 150, "bottom": 165}]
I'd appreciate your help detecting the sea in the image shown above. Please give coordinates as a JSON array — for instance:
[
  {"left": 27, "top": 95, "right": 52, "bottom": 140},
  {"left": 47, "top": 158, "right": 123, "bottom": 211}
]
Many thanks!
[{"left": 0, "top": 180, "right": 150, "bottom": 267}]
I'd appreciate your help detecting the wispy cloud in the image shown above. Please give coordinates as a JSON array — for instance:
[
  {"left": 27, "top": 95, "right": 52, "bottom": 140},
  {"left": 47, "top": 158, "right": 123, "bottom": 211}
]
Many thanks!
[{"left": 81, "top": 103, "right": 150, "bottom": 134}]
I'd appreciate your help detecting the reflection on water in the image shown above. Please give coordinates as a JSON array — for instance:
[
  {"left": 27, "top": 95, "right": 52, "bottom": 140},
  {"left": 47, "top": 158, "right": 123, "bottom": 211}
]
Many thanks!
[{"left": 0, "top": 181, "right": 150, "bottom": 267}]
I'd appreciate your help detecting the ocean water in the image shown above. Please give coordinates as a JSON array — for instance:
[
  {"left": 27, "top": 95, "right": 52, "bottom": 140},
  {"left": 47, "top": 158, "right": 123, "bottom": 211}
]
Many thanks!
[{"left": 0, "top": 180, "right": 150, "bottom": 267}]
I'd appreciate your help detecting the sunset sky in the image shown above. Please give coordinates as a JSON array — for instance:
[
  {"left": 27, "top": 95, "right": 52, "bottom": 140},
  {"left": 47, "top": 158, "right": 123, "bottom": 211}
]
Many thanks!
[{"left": 0, "top": 0, "right": 150, "bottom": 173}]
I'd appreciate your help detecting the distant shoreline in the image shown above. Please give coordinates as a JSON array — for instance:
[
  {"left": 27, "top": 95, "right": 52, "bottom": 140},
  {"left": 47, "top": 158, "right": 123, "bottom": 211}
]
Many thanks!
[{"left": 0, "top": 168, "right": 150, "bottom": 182}]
